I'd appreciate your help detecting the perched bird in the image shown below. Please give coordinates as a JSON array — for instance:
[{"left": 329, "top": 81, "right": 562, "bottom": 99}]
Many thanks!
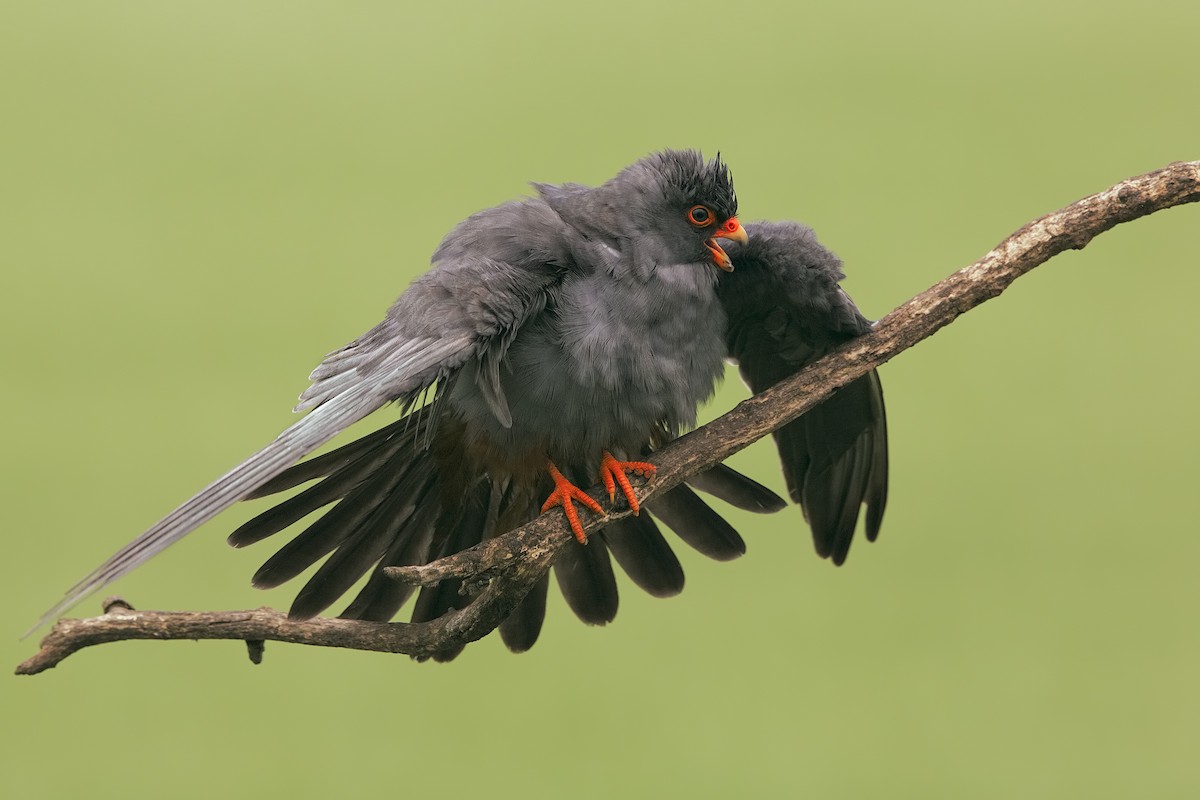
[{"left": 35, "top": 150, "right": 888, "bottom": 656}]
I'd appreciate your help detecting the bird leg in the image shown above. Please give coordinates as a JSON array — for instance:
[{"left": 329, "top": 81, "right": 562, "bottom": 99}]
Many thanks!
[
  {"left": 598, "top": 451, "right": 656, "bottom": 516},
  {"left": 541, "top": 462, "right": 604, "bottom": 544}
]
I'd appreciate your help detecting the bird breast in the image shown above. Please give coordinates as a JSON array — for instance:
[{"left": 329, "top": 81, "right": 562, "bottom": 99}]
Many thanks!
[{"left": 452, "top": 262, "right": 728, "bottom": 472}]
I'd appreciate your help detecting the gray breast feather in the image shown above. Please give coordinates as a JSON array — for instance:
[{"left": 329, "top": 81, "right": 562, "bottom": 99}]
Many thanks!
[{"left": 450, "top": 255, "right": 728, "bottom": 465}]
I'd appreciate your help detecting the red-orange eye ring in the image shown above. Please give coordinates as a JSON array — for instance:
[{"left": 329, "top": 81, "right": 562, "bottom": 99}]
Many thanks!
[{"left": 687, "top": 205, "right": 714, "bottom": 226}]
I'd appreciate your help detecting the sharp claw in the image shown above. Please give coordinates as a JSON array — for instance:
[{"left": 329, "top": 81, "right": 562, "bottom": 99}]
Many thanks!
[{"left": 600, "top": 468, "right": 616, "bottom": 503}]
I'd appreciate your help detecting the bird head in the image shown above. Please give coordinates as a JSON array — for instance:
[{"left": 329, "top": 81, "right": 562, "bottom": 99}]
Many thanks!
[
  {"left": 537, "top": 150, "right": 747, "bottom": 274},
  {"left": 616, "top": 149, "right": 747, "bottom": 271}
]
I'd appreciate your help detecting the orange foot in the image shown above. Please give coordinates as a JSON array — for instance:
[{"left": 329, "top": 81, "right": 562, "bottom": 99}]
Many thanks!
[
  {"left": 541, "top": 462, "right": 604, "bottom": 544},
  {"left": 599, "top": 451, "right": 656, "bottom": 516}
]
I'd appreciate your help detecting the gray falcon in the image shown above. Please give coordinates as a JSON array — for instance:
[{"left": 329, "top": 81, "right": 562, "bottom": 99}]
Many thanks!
[{"left": 35, "top": 150, "right": 889, "bottom": 657}]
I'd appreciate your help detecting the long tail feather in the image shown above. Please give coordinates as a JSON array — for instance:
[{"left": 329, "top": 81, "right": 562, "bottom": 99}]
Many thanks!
[
  {"left": 646, "top": 485, "right": 747, "bottom": 561},
  {"left": 687, "top": 464, "right": 787, "bottom": 513},
  {"left": 602, "top": 514, "right": 684, "bottom": 598}
]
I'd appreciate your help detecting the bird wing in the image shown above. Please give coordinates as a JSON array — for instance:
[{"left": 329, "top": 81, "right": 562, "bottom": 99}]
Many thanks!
[
  {"left": 32, "top": 245, "right": 565, "bottom": 633},
  {"left": 718, "top": 221, "right": 888, "bottom": 564}
]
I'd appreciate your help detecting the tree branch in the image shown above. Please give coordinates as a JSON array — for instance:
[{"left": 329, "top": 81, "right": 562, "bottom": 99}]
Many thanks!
[{"left": 18, "top": 160, "right": 1200, "bottom": 676}]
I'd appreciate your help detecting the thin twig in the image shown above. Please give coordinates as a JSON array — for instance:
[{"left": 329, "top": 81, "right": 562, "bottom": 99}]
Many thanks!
[{"left": 17, "top": 161, "right": 1200, "bottom": 675}]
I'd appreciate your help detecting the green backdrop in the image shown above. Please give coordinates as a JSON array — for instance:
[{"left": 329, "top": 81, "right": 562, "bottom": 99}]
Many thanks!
[{"left": 4, "top": 2, "right": 1198, "bottom": 797}]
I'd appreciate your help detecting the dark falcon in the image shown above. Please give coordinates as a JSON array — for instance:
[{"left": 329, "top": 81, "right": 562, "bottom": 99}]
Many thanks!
[{"left": 36, "top": 151, "right": 889, "bottom": 655}]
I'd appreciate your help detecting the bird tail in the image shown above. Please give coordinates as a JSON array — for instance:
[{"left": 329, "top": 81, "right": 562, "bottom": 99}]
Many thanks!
[
  {"left": 229, "top": 409, "right": 443, "bottom": 624},
  {"left": 229, "top": 413, "right": 788, "bottom": 658}
]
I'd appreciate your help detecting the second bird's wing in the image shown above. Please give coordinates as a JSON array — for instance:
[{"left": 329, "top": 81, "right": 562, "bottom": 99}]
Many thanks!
[{"left": 719, "top": 221, "right": 889, "bottom": 565}]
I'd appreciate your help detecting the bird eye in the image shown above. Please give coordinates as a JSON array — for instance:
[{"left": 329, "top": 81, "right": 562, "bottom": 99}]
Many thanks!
[{"left": 687, "top": 205, "right": 713, "bottom": 226}]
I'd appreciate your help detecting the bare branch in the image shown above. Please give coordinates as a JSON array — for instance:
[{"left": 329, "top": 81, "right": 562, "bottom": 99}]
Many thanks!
[{"left": 18, "top": 161, "right": 1200, "bottom": 675}]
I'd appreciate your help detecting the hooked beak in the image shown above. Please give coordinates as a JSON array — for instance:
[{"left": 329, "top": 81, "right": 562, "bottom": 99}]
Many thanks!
[{"left": 706, "top": 217, "right": 748, "bottom": 272}]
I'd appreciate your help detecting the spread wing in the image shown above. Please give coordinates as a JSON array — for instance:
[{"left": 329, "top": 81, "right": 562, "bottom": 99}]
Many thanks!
[
  {"left": 719, "top": 221, "right": 888, "bottom": 565},
  {"left": 32, "top": 244, "right": 565, "bottom": 632}
]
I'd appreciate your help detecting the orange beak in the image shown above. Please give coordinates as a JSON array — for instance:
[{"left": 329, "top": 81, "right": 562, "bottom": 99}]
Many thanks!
[{"left": 706, "top": 217, "right": 748, "bottom": 271}]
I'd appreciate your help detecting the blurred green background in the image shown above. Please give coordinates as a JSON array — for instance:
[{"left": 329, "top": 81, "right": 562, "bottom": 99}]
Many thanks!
[{"left": 4, "top": 1, "right": 1198, "bottom": 797}]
